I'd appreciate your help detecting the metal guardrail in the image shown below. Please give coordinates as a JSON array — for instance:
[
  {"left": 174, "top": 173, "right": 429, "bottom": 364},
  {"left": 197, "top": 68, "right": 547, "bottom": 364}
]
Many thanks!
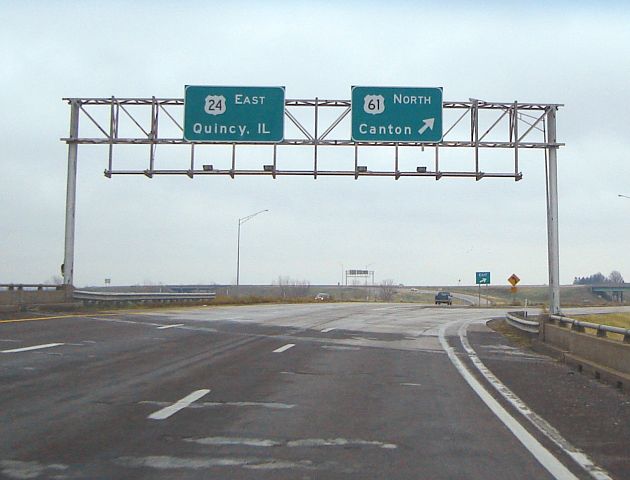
[
  {"left": 0, "top": 283, "right": 64, "bottom": 291},
  {"left": 506, "top": 312, "right": 540, "bottom": 334},
  {"left": 506, "top": 311, "right": 630, "bottom": 343},
  {"left": 73, "top": 290, "right": 216, "bottom": 304},
  {"left": 549, "top": 314, "right": 630, "bottom": 343}
]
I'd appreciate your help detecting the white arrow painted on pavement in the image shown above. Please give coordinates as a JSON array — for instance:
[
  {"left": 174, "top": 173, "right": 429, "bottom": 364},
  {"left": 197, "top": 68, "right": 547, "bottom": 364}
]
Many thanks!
[{"left": 418, "top": 118, "right": 435, "bottom": 135}]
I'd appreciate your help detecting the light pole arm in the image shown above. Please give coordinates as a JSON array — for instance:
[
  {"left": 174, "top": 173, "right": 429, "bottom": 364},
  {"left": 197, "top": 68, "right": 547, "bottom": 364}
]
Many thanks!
[
  {"left": 239, "top": 209, "right": 269, "bottom": 226},
  {"left": 236, "top": 209, "right": 269, "bottom": 288}
]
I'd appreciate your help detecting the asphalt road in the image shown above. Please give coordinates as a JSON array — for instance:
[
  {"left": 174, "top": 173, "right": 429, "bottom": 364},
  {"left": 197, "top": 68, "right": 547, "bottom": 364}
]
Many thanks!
[{"left": 0, "top": 303, "right": 627, "bottom": 479}]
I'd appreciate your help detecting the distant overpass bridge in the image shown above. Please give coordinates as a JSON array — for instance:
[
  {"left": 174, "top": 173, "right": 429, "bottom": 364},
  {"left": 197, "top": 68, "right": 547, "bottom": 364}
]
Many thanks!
[{"left": 591, "top": 283, "right": 630, "bottom": 302}]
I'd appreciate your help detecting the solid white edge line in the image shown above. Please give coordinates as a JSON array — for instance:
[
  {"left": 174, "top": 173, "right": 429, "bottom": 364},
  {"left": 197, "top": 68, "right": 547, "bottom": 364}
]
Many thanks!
[
  {"left": 1, "top": 343, "right": 65, "bottom": 353},
  {"left": 148, "top": 389, "right": 211, "bottom": 420},
  {"left": 459, "top": 320, "right": 612, "bottom": 480},
  {"left": 438, "top": 322, "right": 579, "bottom": 480},
  {"left": 273, "top": 343, "right": 295, "bottom": 353},
  {"left": 157, "top": 324, "right": 185, "bottom": 330}
]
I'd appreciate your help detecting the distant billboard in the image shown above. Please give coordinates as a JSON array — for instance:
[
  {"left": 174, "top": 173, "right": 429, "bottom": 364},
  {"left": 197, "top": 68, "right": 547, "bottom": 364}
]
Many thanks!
[{"left": 347, "top": 269, "right": 370, "bottom": 276}]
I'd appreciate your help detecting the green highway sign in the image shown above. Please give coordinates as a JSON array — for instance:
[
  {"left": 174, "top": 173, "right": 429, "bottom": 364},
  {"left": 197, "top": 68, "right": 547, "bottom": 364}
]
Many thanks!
[
  {"left": 351, "top": 86, "right": 443, "bottom": 143},
  {"left": 476, "top": 271, "right": 491, "bottom": 285},
  {"left": 184, "top": 86, "right": 285, "bottom": 143}
]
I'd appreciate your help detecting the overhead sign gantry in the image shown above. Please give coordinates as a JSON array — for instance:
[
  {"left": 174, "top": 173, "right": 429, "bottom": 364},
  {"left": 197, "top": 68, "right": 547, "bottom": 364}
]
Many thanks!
[{"left": 61, "top": 85, "right": 563, "bottom": 314}]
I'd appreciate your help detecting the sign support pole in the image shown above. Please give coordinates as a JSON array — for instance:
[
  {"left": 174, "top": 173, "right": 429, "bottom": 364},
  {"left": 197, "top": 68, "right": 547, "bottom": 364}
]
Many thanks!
[
  {"left": 236, "top": 220, "right": 241, "bottom": 289},
  {"left": 546, "top": 107, "right": 561, "bottom": 314},
  {"left": 63, "top": 100, "right": 80, "bottom": 290}
]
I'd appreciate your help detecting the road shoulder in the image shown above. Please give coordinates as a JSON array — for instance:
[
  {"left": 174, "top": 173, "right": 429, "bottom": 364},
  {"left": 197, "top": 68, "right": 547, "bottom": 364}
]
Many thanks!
[{"left": 469, "top": 319, "right": 630, "bottom": 479}]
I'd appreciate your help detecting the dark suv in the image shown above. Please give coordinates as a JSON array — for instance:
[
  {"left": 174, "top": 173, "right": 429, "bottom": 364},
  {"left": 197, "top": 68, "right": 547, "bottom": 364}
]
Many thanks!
[{"left": 435, "top": 291, "right": 453, "bottom": 305}]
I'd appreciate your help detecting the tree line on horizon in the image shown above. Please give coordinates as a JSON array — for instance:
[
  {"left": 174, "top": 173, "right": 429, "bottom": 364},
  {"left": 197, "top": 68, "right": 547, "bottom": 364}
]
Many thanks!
[{"left": 573, "top": 270, "right": 624, "bottom": 285}]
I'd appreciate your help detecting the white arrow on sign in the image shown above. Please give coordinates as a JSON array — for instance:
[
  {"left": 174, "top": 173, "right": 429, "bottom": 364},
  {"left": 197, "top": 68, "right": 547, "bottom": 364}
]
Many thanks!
[{"left": 418, "top": 118, "right": 435, "bottom": 135}]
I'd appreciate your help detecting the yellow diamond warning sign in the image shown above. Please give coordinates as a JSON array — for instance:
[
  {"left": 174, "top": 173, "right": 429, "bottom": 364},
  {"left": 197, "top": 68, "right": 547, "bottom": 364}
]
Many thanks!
[{"left": 508, "top": 274, "right": 520, "bottom": 287}]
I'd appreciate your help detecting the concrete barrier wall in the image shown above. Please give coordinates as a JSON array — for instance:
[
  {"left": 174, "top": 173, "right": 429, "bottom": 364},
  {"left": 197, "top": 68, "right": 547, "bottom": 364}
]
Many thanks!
[
  {"left": 542, "top": 323, "right": 630, "bottom": 376},
  {"left": 543, "top": 324, "right": 572, "bottom": 351}
]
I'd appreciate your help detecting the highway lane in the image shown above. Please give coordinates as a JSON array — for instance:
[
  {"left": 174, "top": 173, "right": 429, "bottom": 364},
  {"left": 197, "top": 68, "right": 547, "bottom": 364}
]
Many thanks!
[
  {"left": 416, "top": 289, "right": 478, "bottom": 305},
  {"left": 0, "top": 303, "right": 615, "bottom": 479}
]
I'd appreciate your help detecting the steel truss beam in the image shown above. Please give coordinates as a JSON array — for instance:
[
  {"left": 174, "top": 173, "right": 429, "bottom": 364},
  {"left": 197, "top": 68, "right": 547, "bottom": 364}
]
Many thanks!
[{"left": 62, "top": 97, "right": 563, "bottom": 181}]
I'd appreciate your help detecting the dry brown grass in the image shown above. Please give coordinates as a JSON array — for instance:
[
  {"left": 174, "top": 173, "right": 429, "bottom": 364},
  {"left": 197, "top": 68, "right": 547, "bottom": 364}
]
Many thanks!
[
  {"left": 572, "top": 313, "right": 630, "bottom": 341},
  {"left": 487, "top": 318, "right": 534, "bottom": 349}
]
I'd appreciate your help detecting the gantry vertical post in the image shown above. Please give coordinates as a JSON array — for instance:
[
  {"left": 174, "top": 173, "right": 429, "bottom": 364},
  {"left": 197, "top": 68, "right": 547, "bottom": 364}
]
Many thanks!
[
  {"left": 546, "top": 107, "right": 561, "bottom": 314},
  {"left": 63, "top": 100, "right": 80, "bottom": 290}
]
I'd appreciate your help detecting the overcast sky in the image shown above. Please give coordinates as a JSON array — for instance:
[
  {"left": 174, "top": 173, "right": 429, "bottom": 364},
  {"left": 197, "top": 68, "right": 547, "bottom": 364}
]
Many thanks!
[{"left": 2, "top": 0, "right": 630, "bottom": 288}]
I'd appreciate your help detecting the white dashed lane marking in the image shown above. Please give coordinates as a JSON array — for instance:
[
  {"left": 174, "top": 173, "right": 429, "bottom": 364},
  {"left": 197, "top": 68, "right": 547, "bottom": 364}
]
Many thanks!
[
  {"left": 157, "top": 324, "right": 185, "bottom": 330},
  {"left": 272, "top": 344, "right": 295, "bottom": 353},
  {"left": 1, "top": 343, "right": 65, "bottom": 353},
  {"left": 148, "top": 389, "right": 211, "bottom": 420}
]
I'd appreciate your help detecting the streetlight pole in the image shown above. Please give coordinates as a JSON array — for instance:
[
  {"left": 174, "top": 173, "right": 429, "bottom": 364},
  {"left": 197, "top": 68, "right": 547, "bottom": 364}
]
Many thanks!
[{"left": 236, "top": 209, "right": 269, "bottom": 289}]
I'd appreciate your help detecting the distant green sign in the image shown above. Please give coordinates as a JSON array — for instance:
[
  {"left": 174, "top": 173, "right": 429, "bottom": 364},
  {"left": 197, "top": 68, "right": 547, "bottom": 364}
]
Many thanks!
[
  {"left": 476, "top": 272, "right": 491, "bottom": 285},
  {"left": 351, "top": 86, "right": 443, "bottom": 143},
  {"left": 184, "top": 86, "right": 285, "bottom": 143}
]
